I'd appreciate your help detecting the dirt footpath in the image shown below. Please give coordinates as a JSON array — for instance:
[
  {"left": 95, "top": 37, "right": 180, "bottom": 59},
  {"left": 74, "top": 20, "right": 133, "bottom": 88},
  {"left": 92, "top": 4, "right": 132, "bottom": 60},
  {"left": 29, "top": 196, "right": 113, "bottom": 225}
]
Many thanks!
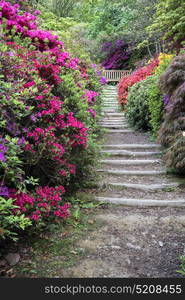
[{"left": 61, "top": 205, "right": 185, "bottom": 278}]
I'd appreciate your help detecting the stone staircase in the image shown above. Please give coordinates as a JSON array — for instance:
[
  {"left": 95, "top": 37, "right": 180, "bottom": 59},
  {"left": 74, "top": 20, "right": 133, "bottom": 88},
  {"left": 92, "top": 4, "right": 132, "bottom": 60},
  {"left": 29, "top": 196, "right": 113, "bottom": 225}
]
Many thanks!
[{"left": 96, "top": 85, "right": 185, "bottom": 207}]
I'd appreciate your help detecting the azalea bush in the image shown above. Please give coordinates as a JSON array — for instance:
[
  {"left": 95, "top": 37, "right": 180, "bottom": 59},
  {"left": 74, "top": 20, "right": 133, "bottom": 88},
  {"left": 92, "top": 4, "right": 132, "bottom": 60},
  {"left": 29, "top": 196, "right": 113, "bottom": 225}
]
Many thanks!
[
  {"left": 158, "top": 54, "right": 185, "bottom": 173},
  {"left": 0, "top": 197, "right": 31, "bottom": 241},
  {"left": 125, "top": 77, "right": 153, "bottom": 131},
  {"left": 148, "top": 53, "right": 174, "bottom": 136},
  {"left": 39, "top": 7, "right": 91, "bottom": 61},
  {"left": 118, "top": 58, "right": 159, "bottom": 107},
  {"left": 125, "top": 53, "right": 174, "bottom": 134},
  {"left": 0, "top": 0, "right": 104, "bottom": 239},
  {"left": 101, "top": 40, "right": 130, "bottom": 70}
]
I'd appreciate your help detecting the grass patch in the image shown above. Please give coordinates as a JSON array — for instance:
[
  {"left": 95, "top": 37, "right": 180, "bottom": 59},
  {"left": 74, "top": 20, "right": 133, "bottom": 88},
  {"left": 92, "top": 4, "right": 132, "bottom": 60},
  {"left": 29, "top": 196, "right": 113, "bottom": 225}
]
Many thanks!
[{"left": 177, "top": 256, "right": 185, "bottom": 276}]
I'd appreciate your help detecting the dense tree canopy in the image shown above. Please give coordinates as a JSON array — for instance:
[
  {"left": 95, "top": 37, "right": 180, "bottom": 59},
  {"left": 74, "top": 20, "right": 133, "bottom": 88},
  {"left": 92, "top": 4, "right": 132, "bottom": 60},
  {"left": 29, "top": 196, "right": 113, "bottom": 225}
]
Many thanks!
[
  {"left": 28, "top": 0, "right": 184, "bottom": 65},
  {"left": 147, "top": 0, "right": 185, "bottom": 50}
]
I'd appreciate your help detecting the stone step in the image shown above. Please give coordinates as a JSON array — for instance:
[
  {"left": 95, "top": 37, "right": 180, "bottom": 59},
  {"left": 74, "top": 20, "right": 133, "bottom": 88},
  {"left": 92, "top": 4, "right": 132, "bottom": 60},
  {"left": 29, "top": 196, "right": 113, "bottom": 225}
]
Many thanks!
[
  {"left": 102, "top": 96, "right": 117, "bottom": 98},
  {"left": 100, "top": 119, "right": 126, "bottom": 122},
  {"left": 102, "top": 91, "right": 117, "bottom": 93},
  {"left": 105, "top": 129, "right": 133, "bottom": 133},
  {"left": 100, "top": 125, "right": 129, "bottom": 129},
  {"left": 102, "top": 109, "right": 119, "bottom": 111},
  {"left": 100, "top": 150, "right": 161, "bottom": 156},
  {"left": 105, "top": 182, "right": 179, "bottom": 191},
  {"left": 102, "top": 98, "right": 117, "bottom": 99},
  {"left": 102, "top": 107, "right": 119, "bottom": 109},
  {"left": 102, "top": 144, "right": 161, "bottom": 149},
  {"left": 103, "top": 102, "right": 117, "bottom": 104},
  {"left": 103, "top": 106, "right": 119, "bottom": 109},
  {"left": 100, "top": 122, "right": 128, "bottom": 125},
  {"left": 102, "top": 102, "right": 117, "bottom": 104},
  {"left": 103, "top": 98, "right": 117, "bottom": 100},
  {"left": 100, "top": 159, "right": 160, "bottom": 166},
  {"left": 103, "top": 101, "right": 118, "bottom": 103},
  {"left": 101, "top": 113, "right": 124, "bottom": 117},
  {"left": 100, "top": 119, "right": 127, "bottom": 122},
  {"left": 102, "top": 94, "right": 117, "bottom": 95},
  {"left": 103, "top": 106, "right": 119, "bottom": 108},
  {"left": 101, "top": 122, "right": 127, "bottom": 125},
  {"left": 103, "top": 99, "right": 117, "bottom": 101},
  {"left": 102, "top": 109, "right": 119, "bottom": 112},
  {"left": 97, "top": 169, "right": 166, "bottom": 176},
  {"left": 100, "top": 121, "right": 127, "bottom": 125},
  {"left": 102, "top": 93, "right": 117, "bottom": 95},
  {"left": 102, "top": 112, "right": 120, "bottom": 114},
  {"left": 100, "top": 124, "right": 128, "bottom": 128},
  {"left": 103, "top": 102, "right": 118, "bottom": 104},
  {"left": 103, "top": 90, "right": 117, "bottom": 91},
  {"left": 103, "top": 103, "right": 118, "bottom": 105},
  {"left": 102, "top": 95, "right": 117, "bottom": 97},
  {"left": 101, "top": 115, "right": 124, "bottom": 117},
  {"left": 95, "top": 197, "right": 185, "bottom": 207},
  {"left": 101, "top": 116, "right": 125, "bottom": 118},
  {"left": 102, "top": 109, "right": 119, "bottom": 113}
]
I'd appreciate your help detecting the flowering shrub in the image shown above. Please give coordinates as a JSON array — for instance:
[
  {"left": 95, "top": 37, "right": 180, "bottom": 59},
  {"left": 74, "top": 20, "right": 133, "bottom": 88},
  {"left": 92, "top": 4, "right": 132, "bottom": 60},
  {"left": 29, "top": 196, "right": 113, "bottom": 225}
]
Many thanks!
[
  {"left": 0, "top": 0, "right": 104, "bottom": 239},
  {"left": 125, "top": 53, "right": 174, "bottom": 135},
  {"left": 101, "top": 40, "right": 130, "bottom": 70},
  {"left": 154, "top": 53, "right": 174, "bottom": 75},
  {"left": 148, "top": 53, "right": 174, "bottom": 136},
  {"left": 158, "top": 55, "right": 185, "bottom": 173},
  {"left": 0, "top": 197, "right": 31, "bottom": 241},
  {"left": 118, "top": 58, "right": 159, "bottom": 107},
  {"left": 125, "top": 77, "right": 153, "bottom": 131},
  {"left": 10, "top": 185, "right": 70, "bottom": 222}
]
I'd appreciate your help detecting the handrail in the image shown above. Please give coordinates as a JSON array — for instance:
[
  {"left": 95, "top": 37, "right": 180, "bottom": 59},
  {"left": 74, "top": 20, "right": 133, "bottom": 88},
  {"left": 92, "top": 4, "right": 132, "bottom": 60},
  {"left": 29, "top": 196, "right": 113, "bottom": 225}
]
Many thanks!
[{"left": 103, "top": 69, "right": 132, "bottom": 82}]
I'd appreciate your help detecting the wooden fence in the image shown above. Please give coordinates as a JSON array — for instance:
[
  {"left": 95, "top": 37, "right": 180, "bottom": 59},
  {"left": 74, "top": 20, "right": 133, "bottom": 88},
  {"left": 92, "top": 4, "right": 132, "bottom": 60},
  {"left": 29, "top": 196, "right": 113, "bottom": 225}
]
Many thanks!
[{"left": 103, "top": 70, "right": 132, "bottom": 82}]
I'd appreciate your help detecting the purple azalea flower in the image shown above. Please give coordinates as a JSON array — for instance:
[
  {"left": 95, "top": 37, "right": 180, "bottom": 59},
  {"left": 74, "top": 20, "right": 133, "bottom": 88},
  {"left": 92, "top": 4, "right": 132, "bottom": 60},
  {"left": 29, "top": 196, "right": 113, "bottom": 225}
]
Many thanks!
[
  {"left": 7, "top": 51, "right": 14, "bottom": 56},
  {"left": 0, "top": 142, "right": 8, "bottom": 161},
  {"left": 101, "top": 39, "right": 130, "bottom": 70},
  {"left": 0, "top": 152, "right": 6, "bottom": 162},
  {"left": 17, "top": 137, "right": 26, "bottom": 145},
  {"left": 100, "top": 77, "right": 107, "bottom": 85},
  {"left": 0, "top": 185, "right": 9, "bottom": 197},
  {"left": 7, "top": 121, "right": 20, "bottom": 136},
  {"left": 163, "top": 95, "right": 170, "bottom": 106},
  {"left": 30, "top": 114, "right": 37, "bottom": 122}
]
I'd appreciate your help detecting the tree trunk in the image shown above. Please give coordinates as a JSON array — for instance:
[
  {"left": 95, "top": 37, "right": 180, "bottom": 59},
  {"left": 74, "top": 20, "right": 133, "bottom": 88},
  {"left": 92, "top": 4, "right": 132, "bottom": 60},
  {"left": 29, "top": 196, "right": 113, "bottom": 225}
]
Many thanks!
[{"left": 147, "top": 44, "right": 152, "bottom": 58}]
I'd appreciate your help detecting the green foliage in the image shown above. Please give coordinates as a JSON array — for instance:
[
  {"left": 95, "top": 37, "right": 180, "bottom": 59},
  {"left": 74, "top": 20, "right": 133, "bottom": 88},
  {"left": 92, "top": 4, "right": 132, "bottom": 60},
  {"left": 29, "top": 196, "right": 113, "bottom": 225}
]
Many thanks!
[
  {"left": 147, "top": 0, "right": 185, "bottom": 49},
  {"left": 48, "top": 0, "right": 85, "bottom": 18},
  {"left": 38, "top": 0, "right": 170, "bottom": 64},
  {"left": 148, "top": 54, "right": 174, "bottom": 136},
  {"left": 158, "top": 55, "right": 185, "bottom": 173},
  {"left": 84, "top": 0, "right": 161, "bottom": 63},
  {"left": 125, "top": 53, "right": 173, "bottom": 135},
  {"left": 0, "top": 197, "right": 31, "bottom": 241},
  {"left": 0, "top": 1, "right": 105, "bottom": 242},
  {"left": 39, "top": 7, "right": 90, "bottom": 60},
  {"left": 178, "top": 256, "right": 185, "bottom": 276},
  {"left": 87, "top": 0, "right": 134, "bottom": 39},
  {"left": 147, "top": 80, "right": 163, "bottom": 137},
  {"left": 125, "top": 77, "right": 153, "bottom": 131}
]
